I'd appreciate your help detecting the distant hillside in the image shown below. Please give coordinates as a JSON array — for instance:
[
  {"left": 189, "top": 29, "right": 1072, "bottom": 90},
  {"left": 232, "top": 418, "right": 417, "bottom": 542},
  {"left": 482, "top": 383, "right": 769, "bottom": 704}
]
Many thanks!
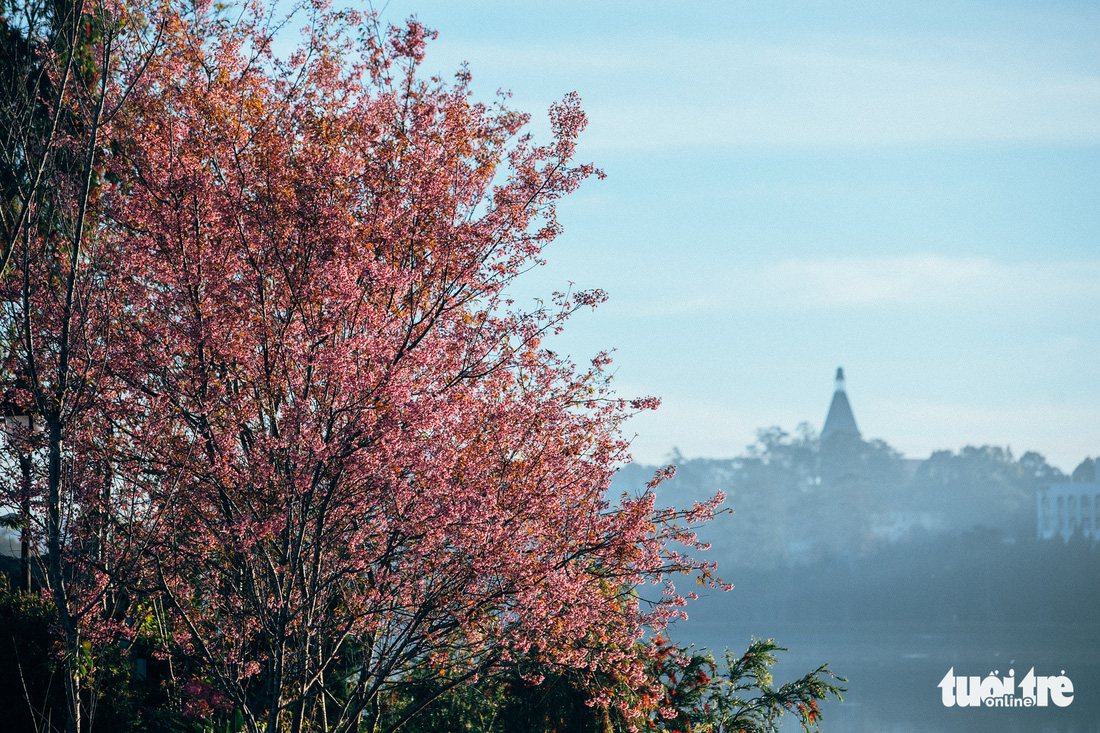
[{"left": 613, "top": 424, "right": 1070, "bottom": 570}]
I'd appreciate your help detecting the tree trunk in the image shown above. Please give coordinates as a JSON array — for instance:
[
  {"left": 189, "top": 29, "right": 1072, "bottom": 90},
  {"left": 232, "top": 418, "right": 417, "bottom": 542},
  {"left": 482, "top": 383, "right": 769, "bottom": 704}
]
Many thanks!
[
  {"left": 19, "top": 450, "right": 32, "bottom": 592},
  {"left": 46, "top": 416, "right": 81, "bottom": 733}
]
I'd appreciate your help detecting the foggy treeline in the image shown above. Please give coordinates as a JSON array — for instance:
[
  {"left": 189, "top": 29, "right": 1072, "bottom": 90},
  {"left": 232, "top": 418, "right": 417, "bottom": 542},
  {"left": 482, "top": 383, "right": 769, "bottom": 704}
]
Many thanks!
[{"left": 616, "top": 426, "right": 1100, "bottom": 628}]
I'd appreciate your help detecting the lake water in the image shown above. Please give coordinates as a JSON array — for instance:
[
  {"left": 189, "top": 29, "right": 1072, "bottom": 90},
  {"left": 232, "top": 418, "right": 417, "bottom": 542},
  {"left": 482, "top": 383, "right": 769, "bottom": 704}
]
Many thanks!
[{"left": 674, "top": 618, "right": 1100, "bottom": 732}]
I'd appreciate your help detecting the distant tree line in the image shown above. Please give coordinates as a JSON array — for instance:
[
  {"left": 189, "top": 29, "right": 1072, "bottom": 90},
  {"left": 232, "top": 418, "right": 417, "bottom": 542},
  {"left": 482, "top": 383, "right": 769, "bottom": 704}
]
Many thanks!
[
  {"left": 618, "top": 425, "right": 1082, "bottom": 572},
  {"left": 615, "top": 428, "right": 1100, "bottom": 629}
]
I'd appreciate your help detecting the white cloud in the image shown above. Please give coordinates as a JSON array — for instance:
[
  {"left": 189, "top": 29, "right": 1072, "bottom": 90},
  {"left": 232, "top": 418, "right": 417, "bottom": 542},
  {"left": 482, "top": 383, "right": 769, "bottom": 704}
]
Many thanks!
[
  {"left": 766, "top": 255, "right": 997, "bottom": 307},
  {"left": 623, "top": 256, "right": 1100, "bottom": 315}
]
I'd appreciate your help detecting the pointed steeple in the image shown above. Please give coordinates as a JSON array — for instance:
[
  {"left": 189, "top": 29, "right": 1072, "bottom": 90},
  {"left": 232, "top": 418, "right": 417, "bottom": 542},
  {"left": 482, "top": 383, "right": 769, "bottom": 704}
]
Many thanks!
[{"left": 822, "top": 367, "right": 860, "bottom": 439}]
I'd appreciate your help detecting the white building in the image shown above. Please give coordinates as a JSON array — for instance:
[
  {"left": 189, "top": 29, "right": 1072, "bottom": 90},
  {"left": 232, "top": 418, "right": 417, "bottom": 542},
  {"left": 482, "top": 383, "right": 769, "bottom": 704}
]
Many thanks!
[{"left": 1037, "top": 482, "right": 1100, "bottom": 540}]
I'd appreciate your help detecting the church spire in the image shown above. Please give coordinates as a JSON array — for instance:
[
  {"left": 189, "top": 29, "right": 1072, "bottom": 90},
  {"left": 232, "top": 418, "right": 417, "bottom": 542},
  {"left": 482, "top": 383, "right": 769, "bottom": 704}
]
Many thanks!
[{"left": 822, "top": 366, "right": 860, "bottom": 439}]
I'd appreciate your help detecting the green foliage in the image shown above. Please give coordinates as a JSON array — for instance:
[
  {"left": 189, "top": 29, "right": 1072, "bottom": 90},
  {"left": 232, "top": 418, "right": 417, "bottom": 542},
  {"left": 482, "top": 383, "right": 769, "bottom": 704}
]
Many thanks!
[
  {"left": 378, "top": 638, "right": 843, "bottom": 733},
  {"left": 0, "top": 589, "right": 64, "bottom": 733},
  {"left": 639, "top": 636, "right": 720, "bottom": 733},
  {"left": 0, "top": 589, "right": 845, "bottom": 733},
  {"left": 704, "top": 639, "right": 844, "bottom": 733},
  {"left": 0, "top": 589, "right": 224, "bottom": 733},
  {"left": 381, "top": 660, "right": 626, "bottom": 733},
  {"left": 634, "top": 637, "right": 844, "bottom": 733}
]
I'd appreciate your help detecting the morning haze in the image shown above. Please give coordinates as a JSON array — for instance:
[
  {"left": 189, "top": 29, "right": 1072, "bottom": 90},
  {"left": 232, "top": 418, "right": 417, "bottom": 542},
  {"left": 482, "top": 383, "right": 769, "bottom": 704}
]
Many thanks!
[{"left": 390, "top": 2, "right": 1100, "bottom": 728}]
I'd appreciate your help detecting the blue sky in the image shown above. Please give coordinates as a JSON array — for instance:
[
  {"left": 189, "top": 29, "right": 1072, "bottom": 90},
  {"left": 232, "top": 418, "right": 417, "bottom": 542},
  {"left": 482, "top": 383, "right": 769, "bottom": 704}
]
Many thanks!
[{"left": 380, "top": 0, "right": 1100, "bottom": 471}]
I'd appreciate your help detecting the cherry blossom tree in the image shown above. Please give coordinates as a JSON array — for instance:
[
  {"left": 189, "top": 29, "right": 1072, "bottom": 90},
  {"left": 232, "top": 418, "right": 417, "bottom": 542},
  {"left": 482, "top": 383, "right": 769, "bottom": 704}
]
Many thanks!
[
  {"left": 4, "top": 1, "right": 723, "bottom": 731},
  {"left": 0, "top": 0, "right": 166, "bottom": 730},
  {"left": 90, "top": 2, "right": 726, "bottom": 731}
]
